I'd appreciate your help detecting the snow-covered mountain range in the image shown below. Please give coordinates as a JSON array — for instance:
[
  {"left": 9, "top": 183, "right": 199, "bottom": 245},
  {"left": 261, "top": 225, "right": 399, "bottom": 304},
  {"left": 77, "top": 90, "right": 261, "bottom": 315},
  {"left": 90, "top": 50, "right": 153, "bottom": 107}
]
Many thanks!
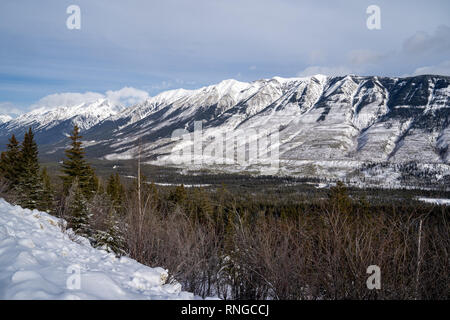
[
  {"left": 0, "top": 99, "right": 124, "bottom": 146},
  {"left": 1, "top": 74, "right": 449, "bottom": 187}
]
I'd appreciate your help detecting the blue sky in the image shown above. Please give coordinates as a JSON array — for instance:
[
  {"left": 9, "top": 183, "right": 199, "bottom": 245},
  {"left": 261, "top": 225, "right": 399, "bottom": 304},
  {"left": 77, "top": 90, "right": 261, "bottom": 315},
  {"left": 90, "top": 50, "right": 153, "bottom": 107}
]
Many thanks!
[{"left": 0, "top": 0, "right": 449, "bottom": 116}]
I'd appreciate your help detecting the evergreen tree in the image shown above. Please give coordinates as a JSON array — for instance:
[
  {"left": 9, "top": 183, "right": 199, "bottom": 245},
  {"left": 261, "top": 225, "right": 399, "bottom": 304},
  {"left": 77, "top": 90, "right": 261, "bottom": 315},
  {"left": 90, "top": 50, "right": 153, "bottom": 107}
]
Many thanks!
[
  {"left": 38, "top": 167, "right": 54, "bottom": 212},
  {"left": 106, "top": 172, "right": 125, "bottom": 208},
  {"left": 17, "top": 128, "right": 42, "bottom": 209},
  {"left": 93, "top": 207, "right": 126, "bottom": 256},
  {"left": 67, "top": 179, "right": 91, "bottom": 238},
  {"left": 0, "top": 151, "right": 7, "bottom": 176},
  {"left": 1, "top": 134, "right": 22, "bottom": 187},
  {"left": 328, "top": 181, "right": 352, "bottom": 214},
  {"left": 169, "top": 184, "right": 187, "bottom": 204},
  {"left": 61, "top": 125, "right": 98, "bottom": 198},
  {"left": 87, "top": 166, "right": 101, "bottom": 194},
  {"left": 187, "top": 188, "right": 213, "bottom": 222}
]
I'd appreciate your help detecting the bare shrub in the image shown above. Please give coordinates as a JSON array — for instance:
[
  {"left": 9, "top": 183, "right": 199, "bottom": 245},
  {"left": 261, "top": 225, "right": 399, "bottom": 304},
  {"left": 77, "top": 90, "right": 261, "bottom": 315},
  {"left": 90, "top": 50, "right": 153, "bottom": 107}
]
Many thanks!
[{"left": 114, "top": 183, "right": 450, "bottom": 300}]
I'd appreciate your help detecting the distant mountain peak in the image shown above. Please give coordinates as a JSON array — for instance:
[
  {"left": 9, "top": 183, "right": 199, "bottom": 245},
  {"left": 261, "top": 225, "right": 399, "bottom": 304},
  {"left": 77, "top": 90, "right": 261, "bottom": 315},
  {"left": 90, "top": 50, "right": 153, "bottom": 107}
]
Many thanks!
[
  {"left": 0, "top": 115, "right": 12, "bottom": 124},
  {"left": 0, "top": 99, "right": 125, "bottom": 145},
  {"left": 0, "top": 74, "right": 448, "bottom": 188}
]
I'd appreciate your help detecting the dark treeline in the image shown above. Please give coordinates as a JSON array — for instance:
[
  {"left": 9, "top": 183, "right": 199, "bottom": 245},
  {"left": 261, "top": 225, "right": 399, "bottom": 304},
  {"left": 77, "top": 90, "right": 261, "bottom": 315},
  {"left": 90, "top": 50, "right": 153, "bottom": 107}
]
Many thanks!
[
  {"left": 0, "top": 128, "right": 54, "bottom": 211},
  {"left": 0, "top": 126, "right": 448, "bottom": 300}
]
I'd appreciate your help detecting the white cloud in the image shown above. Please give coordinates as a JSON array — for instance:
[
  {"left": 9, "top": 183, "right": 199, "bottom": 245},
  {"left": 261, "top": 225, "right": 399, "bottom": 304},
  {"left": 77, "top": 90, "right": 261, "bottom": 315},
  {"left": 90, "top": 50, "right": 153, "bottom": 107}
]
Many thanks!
[
  {"left": 403, "top": 25, "right": 450, "bottom": 55},
  {"left": 0, "top": 102, "right": 24, "bottom": 117},
  {"left": 412, "top": 60, "right": 450, "bottom": 76},
  {"left": 28, "top": 87, "right": 150, "bottom": 112},
  {"left": 297, "top": 65, "right": 354, "bottom": 77},
  {"left": 150, "top": 81, "right": 175, "bottom": 91},
  {"left": 348, "top": 50, "right": 386, "bottom": 66},
  {"left": 105, "top": 87, "right": 149, "bottom": 106},
  {"left": 34, "top": 92, "right": 104, "bottom": 109},
  {"left": 308, "top": 50, "right": 326, "bottom": 64}
]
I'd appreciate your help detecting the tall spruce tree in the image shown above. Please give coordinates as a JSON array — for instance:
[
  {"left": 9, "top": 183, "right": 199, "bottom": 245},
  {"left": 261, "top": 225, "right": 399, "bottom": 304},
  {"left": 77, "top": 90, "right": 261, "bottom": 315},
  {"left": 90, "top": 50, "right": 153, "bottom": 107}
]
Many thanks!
[
  {"left": 67, "top": 179, "right": 91, "bottom": 238},
  {"left": 169, "top": 184, "right": 187, "bottom": 204},
  {"left": 0, "top": 151, "right": 7, "bottom": 176},
  {"left": 1, "top": 134, "right": 22, "bottom": 187},
  {"left": 18, "top": 128, "right": 43, "bottom": 209},
  {"left": 328, "top": 181, "right": 352, "bottom": 214},
  {"left": 61, "top": 125, "right": 98, "bottom": 198},
  {"left": 87, "top": 165, "right": 101, "bottom": 194},
  {"left": 106, "top": 172, "right": 125, "bottom": 209}
]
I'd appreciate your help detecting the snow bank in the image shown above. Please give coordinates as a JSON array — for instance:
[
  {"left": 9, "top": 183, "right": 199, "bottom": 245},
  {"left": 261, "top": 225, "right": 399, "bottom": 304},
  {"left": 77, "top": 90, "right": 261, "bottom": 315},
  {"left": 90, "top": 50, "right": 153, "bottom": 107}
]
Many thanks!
[
  {"left": 0, "top": 198, "right": 195, "bottom": 300},
  {"left": 416, "top": 197, "right": 450, "bottom": 206}
]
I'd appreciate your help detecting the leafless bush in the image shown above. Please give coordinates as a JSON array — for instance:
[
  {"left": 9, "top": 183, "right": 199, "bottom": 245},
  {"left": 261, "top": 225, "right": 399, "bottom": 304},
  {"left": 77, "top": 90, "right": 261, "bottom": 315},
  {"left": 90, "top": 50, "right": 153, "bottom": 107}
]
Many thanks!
[
  {"left": 124, "top": 187, "right": 223, "bottom": 297},
  {"left": 119, "top": 185, "right": 449, "bottom": 300},
  {"left": 225, "top": 205, "right": 449, "bottom": 300}
]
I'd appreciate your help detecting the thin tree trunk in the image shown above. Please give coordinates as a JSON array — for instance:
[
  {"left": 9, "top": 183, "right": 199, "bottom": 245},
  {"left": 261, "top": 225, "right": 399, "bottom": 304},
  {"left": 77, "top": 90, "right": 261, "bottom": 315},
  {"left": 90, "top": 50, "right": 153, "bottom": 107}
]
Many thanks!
[
  {"left": 415, "top": 218, "right": 423, "bottom": 299},
  {"left": 137, "top": 139, "right": 143, "bottom": 241}
]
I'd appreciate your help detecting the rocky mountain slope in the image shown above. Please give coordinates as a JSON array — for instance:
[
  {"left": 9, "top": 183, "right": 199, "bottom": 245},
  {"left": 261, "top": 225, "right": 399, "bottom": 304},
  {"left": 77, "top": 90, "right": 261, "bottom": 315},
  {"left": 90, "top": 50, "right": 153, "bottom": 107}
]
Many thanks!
[
  {"left": 0, "top": 99, "right": 124, "bottom": 146},
  {"left": 1, "top": 74, "right": 449, "bottom": 187}
]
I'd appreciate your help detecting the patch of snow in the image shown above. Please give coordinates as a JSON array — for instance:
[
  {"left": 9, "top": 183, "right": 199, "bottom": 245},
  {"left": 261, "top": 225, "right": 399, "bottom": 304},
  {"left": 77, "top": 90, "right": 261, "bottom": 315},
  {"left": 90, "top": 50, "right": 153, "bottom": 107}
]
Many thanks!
[
  {"left": 4, "top": 99, "right": 125, "bottom": 132},
  {"left": 153, "top": 183, "right": 211, "bottom": 188},
  {"left": 0, "top": 115, "right": 12, "bottom": 124},
  {"left": 416, "top": 197, "right": 450, "bottom": 206},
  {"left": 0, "top": 198, "right": 197, "bottom": 300}
]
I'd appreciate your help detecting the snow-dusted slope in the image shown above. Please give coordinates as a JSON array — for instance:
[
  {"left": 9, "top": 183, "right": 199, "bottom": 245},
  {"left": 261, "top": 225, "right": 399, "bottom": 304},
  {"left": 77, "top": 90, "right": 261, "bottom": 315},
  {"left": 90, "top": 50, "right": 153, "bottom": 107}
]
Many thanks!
[
  {"left": 0, "top": 199, "right": 195, "bottom": 300},
  {"left": 0, "top": 99, "right": 124, "bottom": 146},
  {"left": 6, "top": 99, "right": 124, "bottom": 131},
  {"left": 82, "top": 75, "right": 449, "bottom": 167},
  {"left": 0, "top": 74, "right": 448, "bottom": 187},
  {"left": 0, "top": 115, "right": 12, "bottom": 124}
]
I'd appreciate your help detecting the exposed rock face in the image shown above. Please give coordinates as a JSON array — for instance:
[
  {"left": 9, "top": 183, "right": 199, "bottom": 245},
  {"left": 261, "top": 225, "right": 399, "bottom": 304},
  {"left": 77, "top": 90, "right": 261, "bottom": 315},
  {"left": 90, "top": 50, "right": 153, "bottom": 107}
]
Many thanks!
[{"left": 1, "top": 74, "right": 449, "bottom": 187}]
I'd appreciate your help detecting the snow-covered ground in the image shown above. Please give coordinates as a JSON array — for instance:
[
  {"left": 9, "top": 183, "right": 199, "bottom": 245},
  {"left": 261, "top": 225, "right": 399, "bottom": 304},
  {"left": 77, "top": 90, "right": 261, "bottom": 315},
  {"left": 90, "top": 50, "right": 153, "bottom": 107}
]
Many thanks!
[
  {"left": 152, "top": 182, "right": 211, "bottom": 188},
  {"left": 416, "top": 197, "right": 450, "bottom": 206},
  {"left": 0, "top": 198, "right": 196, "bottom": 300}
]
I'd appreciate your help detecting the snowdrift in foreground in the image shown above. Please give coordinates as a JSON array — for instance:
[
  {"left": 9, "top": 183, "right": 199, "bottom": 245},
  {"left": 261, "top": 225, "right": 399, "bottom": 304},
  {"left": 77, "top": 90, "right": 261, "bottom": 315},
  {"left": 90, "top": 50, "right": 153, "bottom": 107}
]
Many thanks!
[{"left": 0, "top": 198, "right": 195, "bottom": 300}]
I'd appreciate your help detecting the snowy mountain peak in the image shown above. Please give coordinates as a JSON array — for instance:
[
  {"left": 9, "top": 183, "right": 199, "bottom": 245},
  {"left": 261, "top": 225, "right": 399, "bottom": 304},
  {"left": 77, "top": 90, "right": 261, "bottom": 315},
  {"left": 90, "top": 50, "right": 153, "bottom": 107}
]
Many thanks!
[
  {"left": 2, "top": 98, "right": 125, "bottom": 134},
  {"left": 0, "top": 115, "right": 12, "bottom": 124},
  {"left": 151, "top": 88, "right": 194, "bottom": 104},
  {"left": 70, "top": 74, "right": 449, "bottom": 189},
  {"left": 269, "top": 74, "right": 328, "bottom": 85},
  {"left": 0, "top": 74, "right": 448, "bottom": 189},
  {"left": 214, "top": 79, "right": 250, "bottom": 93}
]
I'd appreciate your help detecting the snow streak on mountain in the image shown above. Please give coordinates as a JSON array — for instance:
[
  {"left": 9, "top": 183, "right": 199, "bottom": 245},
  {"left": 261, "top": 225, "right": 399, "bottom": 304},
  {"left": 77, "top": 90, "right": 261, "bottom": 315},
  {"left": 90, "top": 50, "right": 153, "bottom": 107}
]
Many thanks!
[{"left": 0, "top": 74, "right": 449, "bottom": 187}]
